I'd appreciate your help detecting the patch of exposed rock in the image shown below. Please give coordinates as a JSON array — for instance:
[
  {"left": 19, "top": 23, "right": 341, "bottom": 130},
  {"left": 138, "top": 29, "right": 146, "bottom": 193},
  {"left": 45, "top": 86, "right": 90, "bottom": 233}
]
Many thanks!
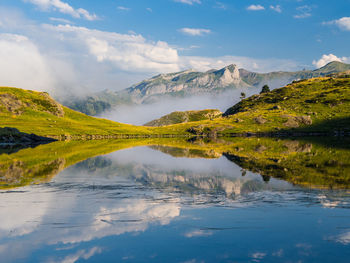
[
  {"left": 283, "top": 141, "right": 312, "bottom": 153},
  {"left": 254, "top": 116, "right": 268, "bottom": 124},
  {"left": 282, "top": 115, "right": 312, "bottom": 128},
  {"left": 0, "top": 92, "right": 64, "bottom": 117},
  {"left": 0, "top": 94, "right": 29, "bottom": 115}
]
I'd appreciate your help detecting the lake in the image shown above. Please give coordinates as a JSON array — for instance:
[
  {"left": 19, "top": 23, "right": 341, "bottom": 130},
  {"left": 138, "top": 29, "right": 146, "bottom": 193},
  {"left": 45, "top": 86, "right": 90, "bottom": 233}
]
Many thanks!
[{"left": 0, "top": 137, "right": 349, "bottom": 262}]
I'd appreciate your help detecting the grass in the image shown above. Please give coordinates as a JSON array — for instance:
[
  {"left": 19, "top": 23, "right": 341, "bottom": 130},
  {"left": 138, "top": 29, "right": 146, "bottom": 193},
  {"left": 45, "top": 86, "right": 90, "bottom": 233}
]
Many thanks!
[
  {"left": 158, "top": 76, "right": 350, "bottom": 135},
  {"left": 0, "top": 86, "right": 191, "bottom": 138},
  {"left": 1, "top": 75, "right": 350, "bottom": 139},
  {"left": 144, "top": 109, "right": 222, "bottom": 126}
]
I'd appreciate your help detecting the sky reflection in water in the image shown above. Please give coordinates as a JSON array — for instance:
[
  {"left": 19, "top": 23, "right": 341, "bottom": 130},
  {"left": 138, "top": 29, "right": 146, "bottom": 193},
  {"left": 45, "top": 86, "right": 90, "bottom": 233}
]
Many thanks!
[{"left": 0, "top": 144, "right": 349, "bottom": 263}]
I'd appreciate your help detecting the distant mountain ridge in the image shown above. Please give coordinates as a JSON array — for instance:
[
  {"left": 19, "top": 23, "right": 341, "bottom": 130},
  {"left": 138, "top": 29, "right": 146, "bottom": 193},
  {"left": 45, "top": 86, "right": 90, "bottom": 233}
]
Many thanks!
[{"left": 63, "top": 61, "right": 350, "bottom": 115}]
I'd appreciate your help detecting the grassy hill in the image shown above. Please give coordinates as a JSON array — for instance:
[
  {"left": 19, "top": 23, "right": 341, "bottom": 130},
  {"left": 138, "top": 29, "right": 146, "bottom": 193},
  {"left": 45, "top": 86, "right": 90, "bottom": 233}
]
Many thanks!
[
  {"left": 0, "top": 87, "right": 161, "bottom": 139},
  {"left": 1, "top": 72, "right": 350, "bottom": 139},
  {"left": 161, "top": 75, "right": 350, "bottom": 136},
  {"left": 144, "top": 109, "right": 222, "bottom": 127}
]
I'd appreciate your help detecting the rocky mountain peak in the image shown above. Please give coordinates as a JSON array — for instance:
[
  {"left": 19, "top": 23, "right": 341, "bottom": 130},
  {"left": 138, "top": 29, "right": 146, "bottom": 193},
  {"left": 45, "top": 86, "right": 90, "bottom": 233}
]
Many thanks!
[{"left": 214, "top": 64, "right": 240, "bottom": 86}]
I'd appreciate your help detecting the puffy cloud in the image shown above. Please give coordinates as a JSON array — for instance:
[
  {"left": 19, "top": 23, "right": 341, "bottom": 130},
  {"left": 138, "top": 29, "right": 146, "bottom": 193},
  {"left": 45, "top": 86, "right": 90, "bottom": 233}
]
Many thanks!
[
  {"left": 0, "top": 33, "right": 55, "bottom": 93},
  {"left": 312, "top": 54, "right": 350, "bottom": 68},
  {"left": 174, "top": 0, "right": 201, "bottom": 5},
  {"left": 51, "top": 24, "right": 180, "bottom": 73},
  {"left": 23, "top": 0, "right": 98, "bottom": 20},
  {"left": 334, "top": 231, "right": 350, "bottom": 244},
  {"left": 0, "top": 187, "right": 54, "bottom": 237},
  {"left": 325, "top": 17, "right": 350, "bottom": 31},
  {"left": 270, "top": 5, "right": 282, "bottom": 13},
  {"left": 0, "top": 11, "right": 301, "bottom": 97},
  {"left": 179, "top": 28, "right": 211, "bottom": 36},
  {"left": 247, "top": 5, "right": 265, "bottom": 11},
  {"left": 55, "top": 247, "right": 102, "bottom": 263},
  {"left": 53, "top": 199, "right": 180, "bottom": 244},
  {"left": 180, "top": 55, "right": 299, "bottom": 73}
]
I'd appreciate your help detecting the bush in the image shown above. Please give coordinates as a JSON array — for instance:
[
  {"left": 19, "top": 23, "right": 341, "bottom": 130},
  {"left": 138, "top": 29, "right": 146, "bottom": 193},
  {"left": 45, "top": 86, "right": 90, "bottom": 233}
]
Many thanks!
[{"left": 260, "top": 85, "right": 270, "bottom": 94}]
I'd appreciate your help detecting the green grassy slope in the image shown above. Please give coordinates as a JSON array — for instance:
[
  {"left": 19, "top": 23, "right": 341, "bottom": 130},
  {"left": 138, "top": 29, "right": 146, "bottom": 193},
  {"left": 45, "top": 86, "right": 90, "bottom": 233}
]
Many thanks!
[
  {"left": 0, "top": 87, "right": 181, "bottom": 138},
  {"left": 161, "top": 75, "right": 350, "bottom": 135},
  {"left": 144, "top": 109, "right": 222, "bottom": 126},
  {"left": 2, "top": 73, "right": 350, "bottom": 138}
]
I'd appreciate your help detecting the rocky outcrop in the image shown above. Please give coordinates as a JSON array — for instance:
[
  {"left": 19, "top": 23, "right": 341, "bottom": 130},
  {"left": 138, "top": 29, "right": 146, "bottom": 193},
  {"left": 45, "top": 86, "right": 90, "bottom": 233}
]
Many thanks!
[{"left": 282, "top": 115, "right": 312, "bottom": 128}]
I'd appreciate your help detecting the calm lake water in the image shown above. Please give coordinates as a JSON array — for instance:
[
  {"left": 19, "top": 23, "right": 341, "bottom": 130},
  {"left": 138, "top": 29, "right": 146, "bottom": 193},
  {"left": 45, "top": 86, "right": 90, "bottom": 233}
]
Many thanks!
[{"left": 0, "top": 138, "right": 349, "bottom": 263}]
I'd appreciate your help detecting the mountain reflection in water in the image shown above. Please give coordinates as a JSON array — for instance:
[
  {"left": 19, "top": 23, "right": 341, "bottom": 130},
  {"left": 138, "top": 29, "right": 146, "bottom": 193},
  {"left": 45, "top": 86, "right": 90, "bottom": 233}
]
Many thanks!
[{"left": 0, "top": 137, "right": 349, "bottom": 262}]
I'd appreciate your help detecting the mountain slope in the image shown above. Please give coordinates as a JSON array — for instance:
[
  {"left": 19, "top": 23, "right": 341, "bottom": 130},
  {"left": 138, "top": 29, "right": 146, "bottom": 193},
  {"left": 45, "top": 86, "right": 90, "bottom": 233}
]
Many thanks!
[
  {"left": 0, "top": 87, "right": 160, "bottom": 138},
  {"left": 144, "top": 109, "right": 222, "bottom": 127},
  {"left": 158, "top": 74, "right": 350, "bottom": 135},
  {"left": 63, "top": 62, "right": 350, "bottom": 116}
]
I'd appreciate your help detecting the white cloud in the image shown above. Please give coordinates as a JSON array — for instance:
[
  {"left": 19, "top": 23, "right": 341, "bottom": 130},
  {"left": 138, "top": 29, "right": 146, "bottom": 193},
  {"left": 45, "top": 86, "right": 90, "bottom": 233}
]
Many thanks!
[
  {"left": 270, "top": 5, "right": 282, "bottom": 13},
  {"left": 174, "top": 0, "right": 201, "bottom": 5},
  {"left": 50, "top": 24, "right": 180, "bottom": 73},
  {"left": 312, "top": 54, "right": 350, "bottom": 68},
  {"left": 294, "top": 5, "right": 312, "bottom": 19},
  {"left": 180, "top": 55, "right": 299, "bottom": 73},
  {"left": 0, "top": 187, "right": 54, "bottom": 237},
  {"left": 324, "top": 17, "right": 350, "bottom": 31},
  {"left": 0, "top": 11, "right": 302, "bottom": 97},
  {"left": 247, "top": 5, "right": 265, "bottom": 11},
  {"left": 335, "top": 231, "right": 350, "bottom": 244},
  {"left": 0, "top": 33, "right": 55, "bottom": 93},
  {"left": 179, "top": 28, "right": 211, "bottom": 36},
  {"left": 146, "top": 8, "right": 153, "bottom": 12},
  {"left": 57, "top": 247, "right": 102, "bottom": 263},
  {"left": 117, "top": 6, "right": 130, "bottom": 11},
  {"left": 23, "top": 0, "right": 98, "bottom": 20}
]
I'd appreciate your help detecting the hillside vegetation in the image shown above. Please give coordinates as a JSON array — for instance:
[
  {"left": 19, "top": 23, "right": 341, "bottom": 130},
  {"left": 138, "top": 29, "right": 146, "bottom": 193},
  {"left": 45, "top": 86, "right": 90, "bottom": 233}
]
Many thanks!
[
  {"left": 144, "top": 109, "right": 222, "bottom": 127},
  {"left": 0, "top": 87, "right": 160, "bottom": 138},
  {"left": 1, "top": 73, "right": 350, "bottom": 139},
  {"left": 163, "top": 75, "right": 350, "bottom": 136}
]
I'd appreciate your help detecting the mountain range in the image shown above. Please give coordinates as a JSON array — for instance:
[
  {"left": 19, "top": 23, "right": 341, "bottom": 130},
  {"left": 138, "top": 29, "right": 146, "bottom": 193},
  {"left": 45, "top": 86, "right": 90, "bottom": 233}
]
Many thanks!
[{"left": 63, "top": 61, "right": 350, "bottom": 115}]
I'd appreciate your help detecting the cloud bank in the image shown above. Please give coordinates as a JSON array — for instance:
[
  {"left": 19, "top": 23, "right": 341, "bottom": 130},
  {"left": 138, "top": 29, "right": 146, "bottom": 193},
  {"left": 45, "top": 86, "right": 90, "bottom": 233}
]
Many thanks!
[
  {"left": 325, "top": 17, "right": 350, "bottom": 31},
  {"left": 312, "top": 54, "right": 350, "bottom": 68},
  {"left": 0, "top": 10, "right": 303, "bottom": 98}
]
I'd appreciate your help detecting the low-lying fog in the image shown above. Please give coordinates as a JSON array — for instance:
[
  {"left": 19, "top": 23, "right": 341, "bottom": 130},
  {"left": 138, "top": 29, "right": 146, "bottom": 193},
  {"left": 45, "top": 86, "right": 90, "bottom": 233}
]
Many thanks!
[{"left": 99, "top": 87, "right": 262, "bottom": 125}]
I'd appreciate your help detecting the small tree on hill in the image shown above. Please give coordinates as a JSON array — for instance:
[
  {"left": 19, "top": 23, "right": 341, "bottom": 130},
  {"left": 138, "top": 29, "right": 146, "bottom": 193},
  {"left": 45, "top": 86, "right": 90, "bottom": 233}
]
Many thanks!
[
  {"left": 240, "top": 92, "right": 246, "bottom": 100},
  {"left": 260, "top": 84, "right": 270, "bottom": 94}
]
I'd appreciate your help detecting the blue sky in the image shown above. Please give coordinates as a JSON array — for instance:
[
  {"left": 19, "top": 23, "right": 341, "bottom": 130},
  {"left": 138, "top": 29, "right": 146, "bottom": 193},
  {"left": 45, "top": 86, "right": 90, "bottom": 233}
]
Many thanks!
[{"left": 0, "top": 0, "right": 349, "bottom": 94}]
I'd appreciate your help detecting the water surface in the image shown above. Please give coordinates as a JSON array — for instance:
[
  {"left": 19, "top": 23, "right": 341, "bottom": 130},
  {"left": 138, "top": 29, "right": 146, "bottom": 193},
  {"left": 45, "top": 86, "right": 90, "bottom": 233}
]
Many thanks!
[{"left": 0, "top": 137, "right": 349, "bottom": 262}]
